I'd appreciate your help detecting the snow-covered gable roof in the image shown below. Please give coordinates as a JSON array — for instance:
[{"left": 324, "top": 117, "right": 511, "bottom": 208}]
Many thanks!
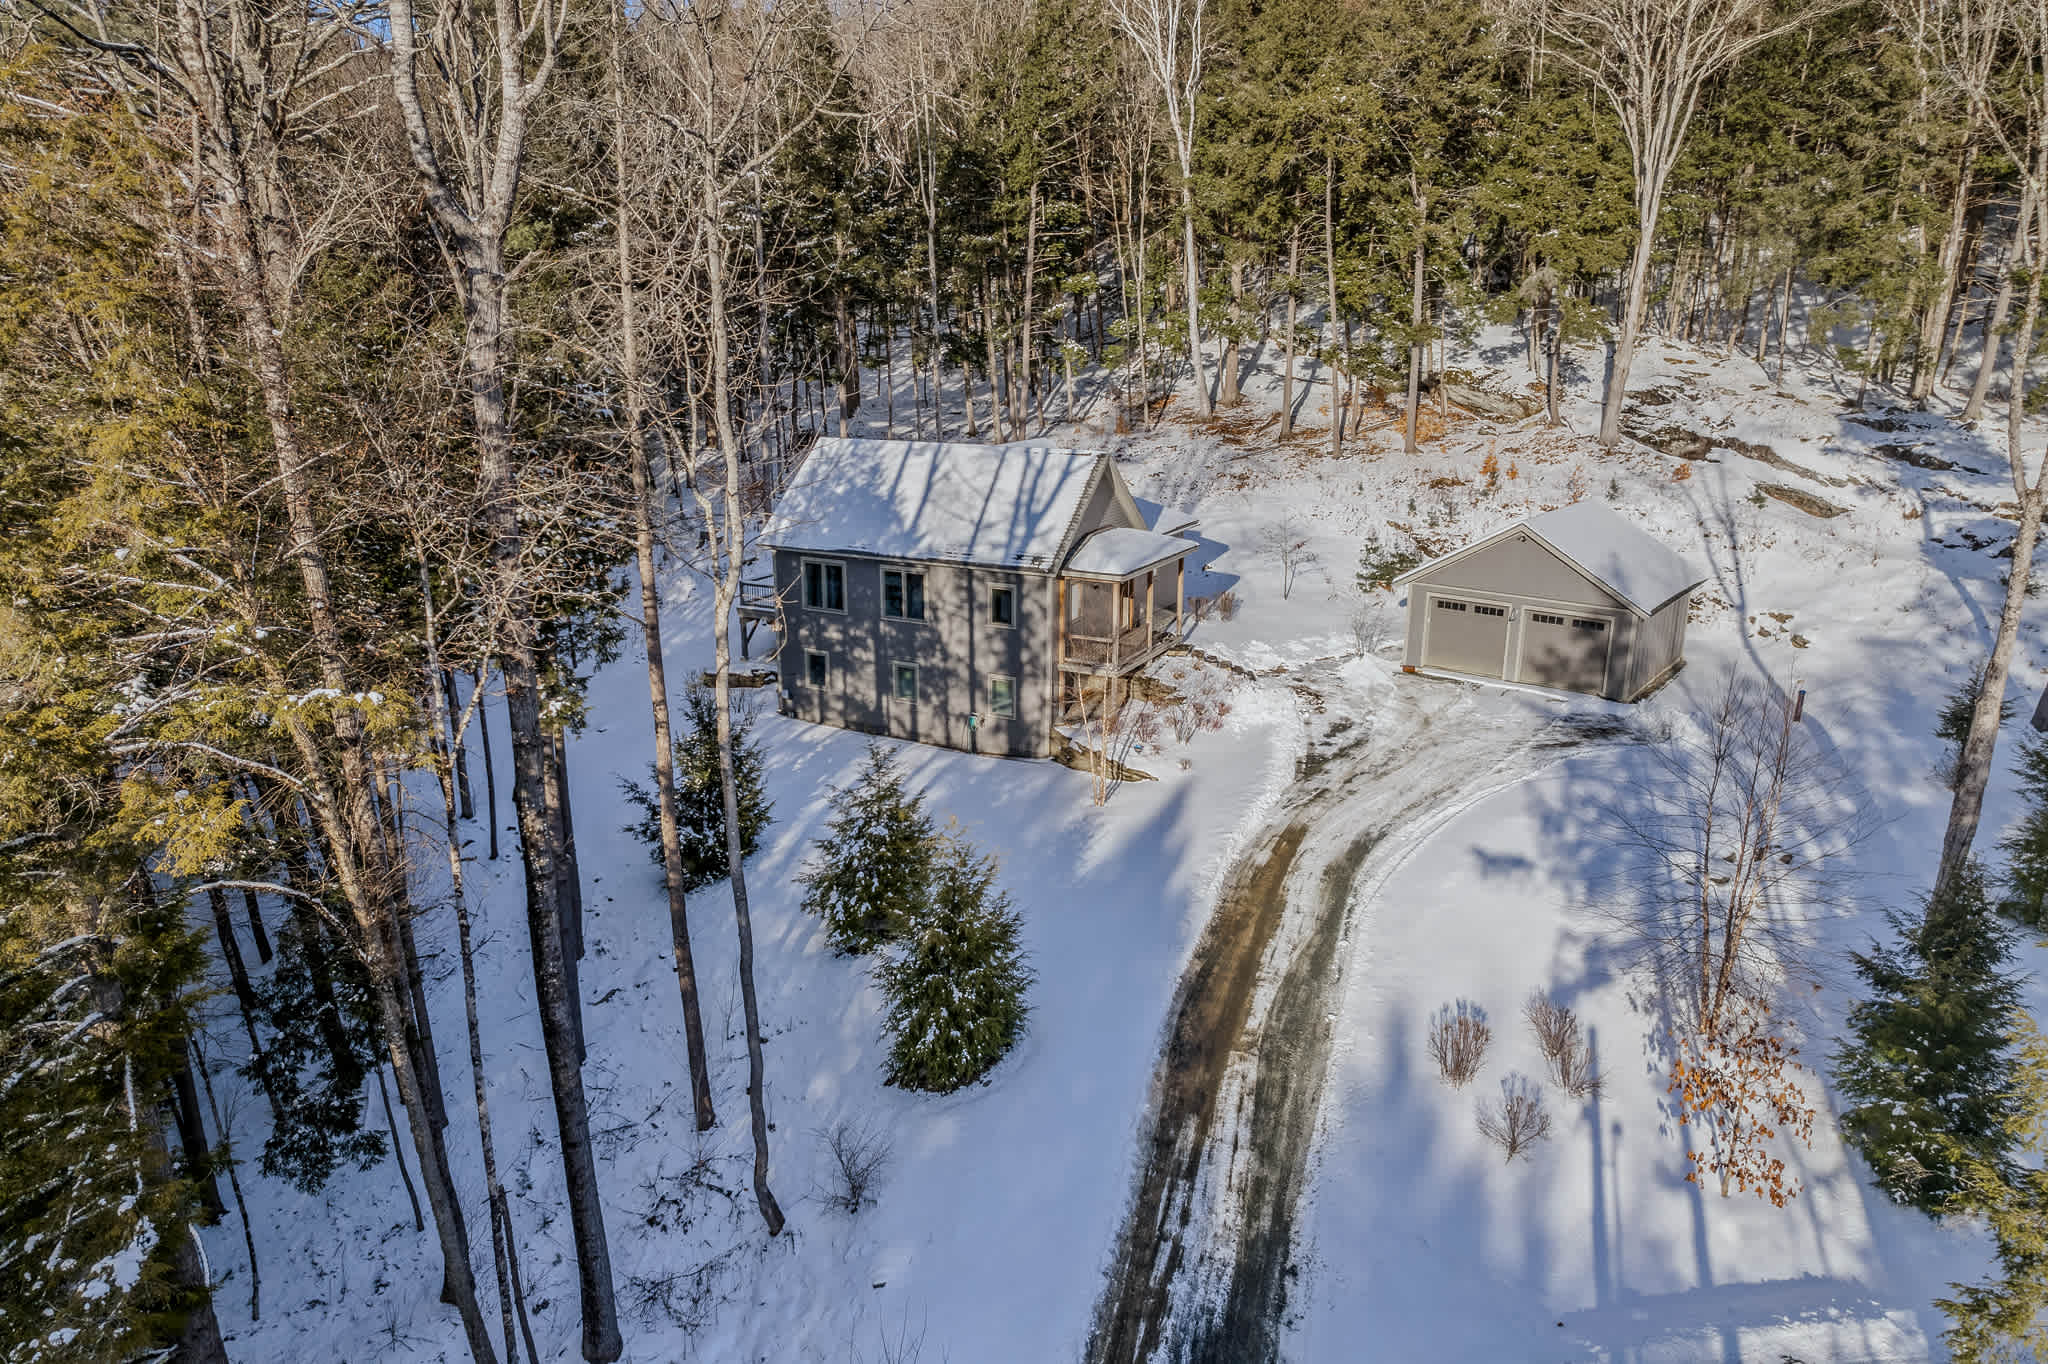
[
  {"left": 1399, "top": 501, "right": 1705, "bottom": 616},
  {"left": 1065, "top": 527, "right": 1194, "bottom": 578},
  {"left": 761, "top": 438, "right": 1113, "bottom": 570}
]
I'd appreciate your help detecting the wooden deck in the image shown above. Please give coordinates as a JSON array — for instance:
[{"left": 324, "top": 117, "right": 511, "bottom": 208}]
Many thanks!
[{"left": 1060, "top": 623, "right": 1179, "bottom": 675}]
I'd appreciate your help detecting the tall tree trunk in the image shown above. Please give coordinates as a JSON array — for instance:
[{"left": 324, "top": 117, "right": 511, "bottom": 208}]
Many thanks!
[
  {"left": 611, "top": 39, "right": 716, "bottom": 1128},
  {"left": 237, "top": 886, "right": 272, "bottom": 966},
  {"left": 206, "top": 887, "right": 283, "bottom": 1128},
  {"left": 420, "top": 563, "right": 523, "bottom": 1364},
  {"left": 1966, "top": 188, "right": 2031, "bottom": 425},
  {"left": 1912, "top": 143, "right": 1977, "bottom": 404},
  {"left": 1018, "top": 183, "right": 1040, "bottom": 438},
  {"left": 1280, "top": 227, "right": 1299, "bottom": 438},
  {"left": 1323, "top": 151, "right": 1343, "bottom": 459},
  {"left": 1937, "top": 180, "right": 2048, "bottom": 893},
  {"left": 983, "top": 281, "right": 1008, "bottom": 439},
  {"left": 1404, "top": 177, "right": 1426, "bottom": 455},
  {"left": 1598, "top": 164, "right": 1672, "bottom": 447},
  {"left": 1219, "top": 255, "right": 1245, "bottom": 408},
  {"left": 473, "top": 668, "right": 500, "bottom": 861},
  {"left": 442, "top": 670, "right": 475, "bottom": 820},
  {"left": 1178, "top": 175, "right": 1211, "bottom": 418},
  {"left": 697, "top": 170, "right": 785, "bottom": 1238},
  {"left": 169, "top": 1047, "right": 226, "bottom": 1220},
  {"left": 194, "top": 1042, "right": 260, "bottom": 1323}
]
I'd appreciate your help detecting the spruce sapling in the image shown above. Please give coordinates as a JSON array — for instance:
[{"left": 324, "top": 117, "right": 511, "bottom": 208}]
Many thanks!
[
  {"left": 1998, "top": 734, "right": 2048, "bottom": 930},
  {"left": 797, "top": 742, "right": 939, "bottom": 954},
  {"left": 876, "top": 836, "right": 1033, "bottom": 1094},
  {"left": 621, "top": 685, "right": 772, "bottom": 890},
  {"left": 1835, "top": 864, "right": 2027, "bottom": 1215}
]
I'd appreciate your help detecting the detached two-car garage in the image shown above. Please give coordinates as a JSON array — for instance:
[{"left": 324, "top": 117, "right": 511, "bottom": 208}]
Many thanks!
[{"left": 1396, "top": 502, "right": 1704, "bottom": 702}]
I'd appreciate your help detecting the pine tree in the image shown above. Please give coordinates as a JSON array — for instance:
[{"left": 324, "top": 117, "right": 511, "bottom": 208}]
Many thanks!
[
  {"left": 1834, "top": 864, "right": 2027, "bottom": 1215},
  {"left": 1936, "top": 667, "right": 2016, "bottom": 792},
  {"left": 797, "top": 743, "right": 940, "bottom": 955},
  {"left": 876, "top": 837, "right": 1033, "bottom": 1094},
  {"left": 622, "top": 685, "right": 772, "bottom": 891},
  {"left": 2000, "top": 734, "right": 2048, "bottom": 930}
]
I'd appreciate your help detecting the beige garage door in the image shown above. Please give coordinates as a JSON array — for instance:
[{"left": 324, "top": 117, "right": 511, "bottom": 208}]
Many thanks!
[
  {"left": 1424, "top": 596, "right": 1510, "bottom": 679},
  {"left": 1518, "top": 611, "right": 1612, "bottom": 694}
]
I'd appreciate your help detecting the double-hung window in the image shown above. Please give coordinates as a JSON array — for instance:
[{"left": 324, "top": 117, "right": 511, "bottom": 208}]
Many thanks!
[
  {"left": 803, "top": 560, "right": 845, "bottom": 612},
  {"left": 883, "top": 568, "right": 927, "bottom": 621}
]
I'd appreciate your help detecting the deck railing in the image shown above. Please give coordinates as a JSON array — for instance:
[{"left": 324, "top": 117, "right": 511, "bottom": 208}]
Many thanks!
[{"left": 1062, "top": 622, "right": 1177, "bottom": 672}]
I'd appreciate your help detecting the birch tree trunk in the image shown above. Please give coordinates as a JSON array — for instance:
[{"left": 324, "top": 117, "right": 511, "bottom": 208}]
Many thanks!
[{"left": 1937, "top": 171, "right": 2048, "bottom": 893}]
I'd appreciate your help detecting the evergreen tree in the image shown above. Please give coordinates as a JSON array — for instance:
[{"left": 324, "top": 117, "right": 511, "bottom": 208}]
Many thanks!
[
  {"left": 622, "top": 685, "right": 772, "bottom": 891},
  {"left": 876, "top": 836, "right": 1033, "bottom": 1094},
  {"left": 796, "top": 743, "right": 940, "bottom": 955},
  {"left": 1834, "top": 864, "right": 2027, "bottom": 1215},
  {"left": 1936, "top": 667, "right": 2016, "bottom": 792},
  {"left": 1998, "top": 734, "right": 2048, "bottom": 931}
]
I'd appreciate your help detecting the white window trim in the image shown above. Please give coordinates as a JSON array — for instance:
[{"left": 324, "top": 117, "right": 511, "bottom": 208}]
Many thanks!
[
  {"left": 803, "top": 650, "right": 830, "bottom": 687},
  {"left": 880, "top": 565, "right": 931, "bottom": 623},
  {"left": 801, "top": 557, "right": 847, "bottom": 614},
  {"left": 987, "top": 673, "right": 1018, "bottom": 718},
  {"left": 890, "top": 660, "right": 919, "bottom": 703},
  {"left": 987, "top": 584, "right": 1017, "bottom": 629}
]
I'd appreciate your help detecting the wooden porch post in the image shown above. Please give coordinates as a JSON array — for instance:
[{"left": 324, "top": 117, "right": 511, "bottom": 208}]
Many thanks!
[
  {"left": 1057, "top": 577, "right": 1068, "bottom": 672},
  {"left": 1109, "top": 582, "right": 1121, "bottom": 674},
  {"left": 1176, "top": 557, "right": 1185, "bottom": 638},
  {"left": 1143, "top": 569, "right": 1155, "bottom": 656}
]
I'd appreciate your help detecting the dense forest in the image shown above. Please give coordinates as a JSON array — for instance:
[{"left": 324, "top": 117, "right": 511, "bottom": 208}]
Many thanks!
[{"left": 2, "top": 0, "right": 2046, "bottom": 1358}]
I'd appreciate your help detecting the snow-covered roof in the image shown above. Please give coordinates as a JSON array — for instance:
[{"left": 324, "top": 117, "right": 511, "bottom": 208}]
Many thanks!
[
  {"left": 1064, "top": 527, "right": 1194, "bottom": 578},
  {"left": 1399, "top": 501, "right": 1704, "bottom": 615},
  {"left": 761, "top": 438, "right": 1107, "bottom": 570}
]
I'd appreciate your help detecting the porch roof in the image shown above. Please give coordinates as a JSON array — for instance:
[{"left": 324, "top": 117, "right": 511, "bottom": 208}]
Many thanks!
[{"left": 1063, "top": 527, "right": 1194, "bottom": 580}]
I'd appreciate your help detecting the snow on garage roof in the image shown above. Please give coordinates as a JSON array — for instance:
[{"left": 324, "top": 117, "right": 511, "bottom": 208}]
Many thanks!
[
  {"left": 1398, "top": 500, "right": 1705, "bottom": 616},
  {"left": 1064, "top": 527, "right": 1194, "bottom": 578},
  {"left": 761, "top": 438, "right": 1107, "bottom": 570}
]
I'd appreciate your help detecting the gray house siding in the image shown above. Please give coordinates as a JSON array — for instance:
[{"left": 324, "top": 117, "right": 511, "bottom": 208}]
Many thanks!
[
  {"left": 1402, "top": 532, "right": 1691, "bottom": 702},
  {"left": 771, "top": 548, "right": 1056, "bottom": 757}
]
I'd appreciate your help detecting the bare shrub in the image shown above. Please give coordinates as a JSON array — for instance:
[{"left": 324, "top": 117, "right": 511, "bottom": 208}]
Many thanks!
[
  {"left": 1261, "top": 513, "right": 1321, "bottom": 599},
  {"left": 1476, "top": 1073, "right": 1553, "bottom": 1162},
  {"left": 1524, "top": 988, "right": 1602, "bottom": 1099},
  {"left": 1427, "top": 999, "right": 1492, "bottom": 1087},
  {"left": 814, "top": 1119, "right": 892, "bottom": 1215},
  {"left": 1216, "top": 588, "right": 1239, "bottom": 621}
]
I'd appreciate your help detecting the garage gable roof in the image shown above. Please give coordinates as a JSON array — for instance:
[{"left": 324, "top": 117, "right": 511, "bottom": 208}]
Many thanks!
[{"left": 1397, "top": 502, "right": 1705, "bottom": 616}]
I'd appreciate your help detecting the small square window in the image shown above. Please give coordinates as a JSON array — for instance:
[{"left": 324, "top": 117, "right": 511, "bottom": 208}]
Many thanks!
[
  {"left": 989, "top": 586, "right": 1015, "bottom": 627},
  {"left": 883, "top": 569, "right": 927, "bottom": 621},
  {"left": 988, "top": 675, "right": 1016, "bottom": 718},
  {"left": 892, "top": 663, "right": 918, "bottom": 701},
  {"left": 805, "top": 651, "right": 828, "bottom": 687}
]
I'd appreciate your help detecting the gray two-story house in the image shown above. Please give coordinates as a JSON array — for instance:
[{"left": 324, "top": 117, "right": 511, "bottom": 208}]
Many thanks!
[{"left": 750, "top": 438, "right": 1194, "bottom": 758}]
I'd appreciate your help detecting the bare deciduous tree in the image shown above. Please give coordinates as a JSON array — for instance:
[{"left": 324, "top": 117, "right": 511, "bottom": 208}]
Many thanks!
[
  {"left": 1612, "top": 673, "right": 1861, "bottom": 1041},
  {"left": 1106, "top": 0, "right": 1212, "bottom": 419},
  {"left": 1491, "top": 0, "right": 1824, "bottom": 447},
  {"left": 378, "top": 0, "right": 622, "bottom": 1351},
  {"left": 1918, "top": 0, "right": 2048, "bottom": 892}
]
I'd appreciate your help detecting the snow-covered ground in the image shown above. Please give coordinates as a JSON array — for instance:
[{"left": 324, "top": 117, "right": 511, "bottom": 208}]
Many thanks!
[{"left": 195, "top": 317, "right": 2048, "bottom": 1361}]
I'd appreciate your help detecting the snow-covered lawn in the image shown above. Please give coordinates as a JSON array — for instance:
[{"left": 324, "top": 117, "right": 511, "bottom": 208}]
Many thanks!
[{"left": 197, "top": 321, "right": 2048, "bottom": 1361}]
